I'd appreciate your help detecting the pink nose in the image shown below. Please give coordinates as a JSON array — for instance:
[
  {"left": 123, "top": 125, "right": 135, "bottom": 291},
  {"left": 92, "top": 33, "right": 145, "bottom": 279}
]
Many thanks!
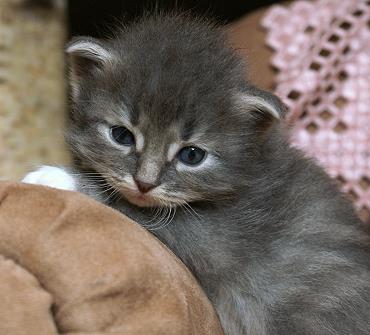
[{"left": 134, "top": 177, "right": 156, "bottom": 193}]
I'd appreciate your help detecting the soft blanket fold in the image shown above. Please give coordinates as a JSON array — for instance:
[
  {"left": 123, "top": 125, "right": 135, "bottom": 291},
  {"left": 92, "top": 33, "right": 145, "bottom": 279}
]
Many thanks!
[{"left": 0, "top": 182, "right": 223, "bottom": 335}]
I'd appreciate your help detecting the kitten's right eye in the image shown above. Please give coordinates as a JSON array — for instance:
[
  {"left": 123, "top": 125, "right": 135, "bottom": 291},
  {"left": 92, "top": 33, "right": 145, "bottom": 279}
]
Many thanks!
[
  {"left": 110, "top": 126, "right": 135, "bottom": 146},
  {"left": 178, "top": 146, "right": 206, "bottom": 166}
]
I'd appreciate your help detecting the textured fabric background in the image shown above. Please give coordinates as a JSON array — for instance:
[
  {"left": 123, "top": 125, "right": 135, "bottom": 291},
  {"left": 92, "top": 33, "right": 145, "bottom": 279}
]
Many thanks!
[
  {"left": 262, "top": 0, "right": 370, "bottom": 223},
  {"left": 0, "top": 0, "right": 70, "bottom": 181}
]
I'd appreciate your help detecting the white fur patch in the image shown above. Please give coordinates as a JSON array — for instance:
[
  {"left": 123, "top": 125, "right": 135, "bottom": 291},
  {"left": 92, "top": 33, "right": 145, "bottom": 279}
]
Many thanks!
[
  {"left": 167, "top": 143, "right": 180, "bottom": 161},
  {"left": 135, "top": 131, "right": 145, "bottom": 153},
  {"left": 22, "top": 166, "right": 76, "bottom": 191},
  {"left": 122, "top": 175, "right": 137, "bottom": 190}
]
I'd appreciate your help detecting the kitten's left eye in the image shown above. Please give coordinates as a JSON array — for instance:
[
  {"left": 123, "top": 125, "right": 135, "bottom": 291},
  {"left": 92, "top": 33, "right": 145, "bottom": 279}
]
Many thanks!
[
  {"left": 110, "top": 126, "right": 135, "bottom": 146},
  {"left": 178, "top": 146, "right": 206, "bottom": 166}
]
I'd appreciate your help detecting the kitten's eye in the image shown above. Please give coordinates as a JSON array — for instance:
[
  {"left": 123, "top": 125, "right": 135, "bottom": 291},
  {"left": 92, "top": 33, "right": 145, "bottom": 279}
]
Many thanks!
[
  {"left": 110, "top": 126, "right": 135, "bottom": 146},
  {"left": 178, "top": 146, "right": 206, "bottom": 166}
]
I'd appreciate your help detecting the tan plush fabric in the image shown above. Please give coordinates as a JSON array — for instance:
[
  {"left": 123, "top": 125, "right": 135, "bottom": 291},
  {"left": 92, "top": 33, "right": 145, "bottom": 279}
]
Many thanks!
[
  {"left": 0, "top": 182, "right": 223, "bottom": 334},
  {"left": 0, "top": 0, "right": 70, "bottom": 181},
  {"left": 0, "top": 255, "right": 58, "bottom": 334}
]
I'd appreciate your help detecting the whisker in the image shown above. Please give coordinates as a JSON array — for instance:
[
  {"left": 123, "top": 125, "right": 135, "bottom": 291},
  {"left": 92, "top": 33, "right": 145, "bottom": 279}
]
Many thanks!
[
  {"left": 183, "top": 202, "right": 203, "bottom": 221},
  {"left": 146, "top": 206, "right": 168, "bottom": 230},
  {"left": 149, "top": 205, "right": 177, "bottom": 231},
  {"left": 142, "top": 206, "right": 163, "bottom": 226}
]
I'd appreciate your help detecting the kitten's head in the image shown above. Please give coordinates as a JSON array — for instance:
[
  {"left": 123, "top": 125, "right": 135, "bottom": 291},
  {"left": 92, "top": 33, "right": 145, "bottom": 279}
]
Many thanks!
[{"left": 66, "top": 14, "right": 285, "bottom": 207}]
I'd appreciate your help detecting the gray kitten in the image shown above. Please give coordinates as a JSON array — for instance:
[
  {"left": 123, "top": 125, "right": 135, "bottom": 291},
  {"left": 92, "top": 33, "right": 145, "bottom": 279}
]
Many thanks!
[{"left": 24, "top": 14, "right": 370, "bottom": 335}]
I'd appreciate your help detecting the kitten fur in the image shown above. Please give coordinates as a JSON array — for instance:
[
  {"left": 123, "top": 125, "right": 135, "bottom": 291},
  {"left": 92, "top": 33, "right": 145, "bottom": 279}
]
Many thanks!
[{"left": 63, "top": 14, "right": 370, "bottom": 335}]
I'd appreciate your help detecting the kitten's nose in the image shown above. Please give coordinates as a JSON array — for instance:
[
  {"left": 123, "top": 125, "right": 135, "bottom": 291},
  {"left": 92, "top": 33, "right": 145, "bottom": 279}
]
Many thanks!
[{"left": 134, "top": 177, "right": 156, "bottom": 193}]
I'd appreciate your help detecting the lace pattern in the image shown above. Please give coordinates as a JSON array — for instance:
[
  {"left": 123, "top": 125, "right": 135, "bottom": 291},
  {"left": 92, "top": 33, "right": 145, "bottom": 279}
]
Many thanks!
[{"left": 262, "top": 0, "right": 370, "bottom": 222}]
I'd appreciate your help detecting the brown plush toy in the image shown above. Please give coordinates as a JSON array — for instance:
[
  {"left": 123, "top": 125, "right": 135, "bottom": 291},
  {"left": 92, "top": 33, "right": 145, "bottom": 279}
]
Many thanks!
[{"left": 0, "top": 182, "right": 223, "bottom": 335}]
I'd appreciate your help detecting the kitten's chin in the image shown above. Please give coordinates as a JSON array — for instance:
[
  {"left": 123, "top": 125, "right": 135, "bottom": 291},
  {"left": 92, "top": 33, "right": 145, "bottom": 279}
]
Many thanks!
[
  {"left": 122, "top": 190, "right": 163, "bottom": 208},
  {"left": 120, "top": 188, "right": 163, "bottom": 207}
]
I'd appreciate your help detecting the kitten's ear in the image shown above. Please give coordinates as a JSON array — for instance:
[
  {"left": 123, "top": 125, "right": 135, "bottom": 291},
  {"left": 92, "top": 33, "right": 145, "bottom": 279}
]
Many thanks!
[
  {"left": 235, "top": 86, "right": 287, "bottom": 130},
  {"left": 66, "top": 37, "right": 115, "bottom": 98}
]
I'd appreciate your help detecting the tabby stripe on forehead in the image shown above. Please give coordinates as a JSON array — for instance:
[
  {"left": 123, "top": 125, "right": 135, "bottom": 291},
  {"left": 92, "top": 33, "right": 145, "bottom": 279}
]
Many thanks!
[{"left": 182, "top": 117, "right": 197, "bottom": 141}]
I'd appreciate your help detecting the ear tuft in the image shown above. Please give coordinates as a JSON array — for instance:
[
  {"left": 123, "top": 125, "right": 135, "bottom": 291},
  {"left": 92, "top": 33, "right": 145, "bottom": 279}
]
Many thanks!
[
  {"left": 238, "top": 94, "right": 281, "bottom": 120},
  {"left": 235, "top": 85, "right": 287, "bottom": 122},
  {"left": 66, "top": 37, "right": 113, "bottom": 64},
  {"left": 66, "top": 37, "right": 114, "bottom": 98}
]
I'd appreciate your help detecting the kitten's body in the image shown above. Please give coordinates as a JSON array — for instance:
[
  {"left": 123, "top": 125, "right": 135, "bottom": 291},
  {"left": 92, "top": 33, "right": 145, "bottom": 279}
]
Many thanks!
[
  {"left": 76, "top": 139, "right": 370, "bottom": 335},
  {"left": 25, "top": 14, "right": 370, "bottom": 334}
]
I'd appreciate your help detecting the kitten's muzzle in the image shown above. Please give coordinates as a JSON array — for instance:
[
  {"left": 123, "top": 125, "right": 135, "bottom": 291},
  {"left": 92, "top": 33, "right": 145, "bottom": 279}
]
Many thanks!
[{"left": 134, "top": 177, "right": 157, "bottom": 194}]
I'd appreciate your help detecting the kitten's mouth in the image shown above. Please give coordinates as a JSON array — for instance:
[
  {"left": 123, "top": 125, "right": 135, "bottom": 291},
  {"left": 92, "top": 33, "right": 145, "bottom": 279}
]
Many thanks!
[
  {"left": 123, "top": 190, "right": 161, "bottom": 207},
  {"left": 114, "top": 183, "right": 165, "bottom": 207},
  {"left": 103, "top": 175, "right": 184, "bottom": 208},
  {"left": 102, "top": 175, "right": 160, "bottom": 207}
]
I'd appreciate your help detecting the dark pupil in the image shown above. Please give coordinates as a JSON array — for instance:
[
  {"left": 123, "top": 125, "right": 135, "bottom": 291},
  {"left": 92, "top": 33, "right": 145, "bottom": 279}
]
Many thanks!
[
  {"left": 179, "top": 147, "right": 205, "bottom": 166},
  {"left": 111, "top": 126, "right": 135, "bottom": 146}
]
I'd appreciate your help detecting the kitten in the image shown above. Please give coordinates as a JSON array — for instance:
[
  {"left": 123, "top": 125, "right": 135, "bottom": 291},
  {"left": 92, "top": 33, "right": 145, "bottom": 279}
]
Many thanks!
[{"left": 24, "top": 14, "right": 370, "bottom": 335}]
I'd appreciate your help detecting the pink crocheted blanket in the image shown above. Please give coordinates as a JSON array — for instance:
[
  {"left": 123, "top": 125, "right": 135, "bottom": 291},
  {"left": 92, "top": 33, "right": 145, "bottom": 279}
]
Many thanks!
[{"left": 262, "top": 0, "right": 370, "bottom": 223}]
